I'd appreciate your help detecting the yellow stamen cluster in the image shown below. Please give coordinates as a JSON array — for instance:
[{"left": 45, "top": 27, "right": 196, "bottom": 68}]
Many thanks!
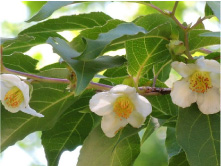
[
  {"left": 114, "top": 96, "right": 134, "bottom": 119},
  {"left": 189, "top": 71, "right": 212, "bottom": 93},
  {"left": 4, "top": 86, "right": 24, "bottom": 108}
]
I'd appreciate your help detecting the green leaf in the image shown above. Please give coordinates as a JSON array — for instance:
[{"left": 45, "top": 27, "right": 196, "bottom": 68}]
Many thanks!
[
  {"left": 205, "top": 3, "right": 214, "bottom": 18},
  {"left": 47, "top": 37, "right": 126, "bottom": 95},
  {"left": 3, "top": 12, "right": 112, "bottom": 55},
  {"left": 147, "top": 95, "right": 178, "bottom": 119},
  {"left": 126, "top": 37, "right": 170, "bottom": 78},
  {"left": 166, "top": 127, "right": 181, "bottom": 158},
  {"left": 70, "top": 19, "right": 124, "bottom": 52},
  {"left": 39, "top": 68, "right": 69, "bottom": 79},
  {"left": 26, "top": 1, "right": 74, "bottom": 22},
  {"left": 189, "top": 30, "right": 220, "bottom": 52},
  {"left": 1, "top": 35, "right": 34, "bottom": 46},
  {"left": 199, "top": 32, "right": 220, "bottom": 38},
  {"left": 207, "top": 2, "right": 220, "bottom": 20},
  {"left": 169, "top": 151, "right": 190, "bottom": 166},
  {"left": 75, "top": 23, "right": 147, "bottom": 61},
  {"left": 1, "top": 82, "right": 77, "bottom": 152},
  {"left": 77, "top": 125, "right": 140, "bottom": 166},
  {"left": 141, "top": 116, "right": 157, "bottom": 144},
  {"left": 176, "top": 104, "right": 220, "bottom": 166},
  {"left": 205, "top": 52, "right": 220, "bottom": 62},
  {"left": 125, "top": 14, "right": 179, "bottom": 80},
  {"left": 42, "top": 91, "right": 96, "bottom": 166},
  {"left": 3, "top": 53, "right": 38, "bottom": 73}
]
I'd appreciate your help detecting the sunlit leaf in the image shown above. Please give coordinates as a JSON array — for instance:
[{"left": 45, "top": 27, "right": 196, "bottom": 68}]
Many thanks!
[
  {"left": 3, "top": 12, "right": 112, "bottom": 55},
  {"left": 26, "top": 1, "right": 74, "bottom": 22}
]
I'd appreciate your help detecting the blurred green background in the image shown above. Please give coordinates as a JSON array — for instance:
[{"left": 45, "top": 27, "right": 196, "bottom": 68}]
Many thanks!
[{"left": 0, "top": 1, "right": 220, "bottom": 166}]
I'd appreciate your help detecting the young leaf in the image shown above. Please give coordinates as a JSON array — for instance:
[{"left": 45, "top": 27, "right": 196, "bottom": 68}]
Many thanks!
[
  {"left": 75, "top": 23, "right": 148, "bottom": 61},
  {"left": 26, "top": 1, "right": 74, "bottom": 22},
  {"left": 3, "top": 12, "right": 112, "bottom": 55},
  {"left": 42, "top": 91, "right": 96, "bottom": 166},
  {"left": 77, "top": 125, "right": 140, "bottom": 166},
  {"left": 177, "top": 104, "right": 220, "bottom": 166},
  {"left": 1, "top": 82, "right": 77, "bottom": 151},
  {"left": 47, "top": 37, "right": 126, "bottom": 95}
]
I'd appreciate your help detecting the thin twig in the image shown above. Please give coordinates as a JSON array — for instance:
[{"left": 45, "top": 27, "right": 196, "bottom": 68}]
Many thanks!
[
  {"left": 184, "top": 31, "right": 194, "bottom": 59},
  {"left": 197, "top": 48, "right": 213, "bottom": 54},
  {"left": 172, "top": 1, "right": 179, "bottom": 15},
  {"left": 190, "top": 17, "right": 206, "bottom": 30},
  {"left": 147, "top": 3, "right": 165, "bottom": 15}
]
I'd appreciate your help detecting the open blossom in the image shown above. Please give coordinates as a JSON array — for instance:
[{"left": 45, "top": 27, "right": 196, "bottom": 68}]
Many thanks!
[
  {"left": 89, "top": 84, "right": 152, "bottom": 137},
  {"left": 0, "top": 74, "right": 44, "bottom": 117},
  {"left": 171, "top": 57, "right": 220, "bottom": 114}
]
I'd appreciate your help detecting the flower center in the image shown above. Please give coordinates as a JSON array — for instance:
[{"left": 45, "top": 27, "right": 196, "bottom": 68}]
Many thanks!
[
  {"left": 189, "top": 71, "right": 212, "bottom": 93},
  {"left": 113, "top": 96, "right": 134, "bottom": 119},
  {"left": 4, "top": 86, "right": 24, "bottom": 108}
]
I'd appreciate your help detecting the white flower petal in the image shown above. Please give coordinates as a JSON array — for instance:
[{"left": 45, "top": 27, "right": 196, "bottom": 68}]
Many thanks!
[
  {"left": 210, "top": 73, "right": 220, "bottom": 88},
  {"left": 89, "top": 92, "right": 119, "bottom": 116},
  {"left": 101, "top": 112, "right": 128, "bottom": 138},
  {"left": 171, "top": 79, "right": 197, "bottom": 108},
  {"left": 21, "top": 105, "right": 44, "bottom": 117},
  {"left": 196, "top": 88, "right": 220, "bottom": 114},
  {"left": 134, "top": 95, "right": 152, "bottom": 117},
  {"left": 1, "top": 74, "right": 21, "bottom": 87},
  {"left": 128, "top": 111, "right": 145, "bottom": 128},
  {"left": 110, "top": 84, "right": 136, "bottom": 96},
  {"left": 171, "top": 61, "right": 197, "bottom": 78},
  {"left": 196, "top": 58, "right": 220, "bottom": 73}
]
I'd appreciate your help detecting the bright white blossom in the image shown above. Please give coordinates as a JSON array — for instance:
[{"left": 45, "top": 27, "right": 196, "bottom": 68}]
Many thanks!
[
  {"left": 171, "top": 57, "right": 220, "bottom": 114},
  {"left": 89, "top": 84, "right": 152, "bottom": 137},
  {"left": 0, "top": 74, "right": 44, "bottom": 117}
]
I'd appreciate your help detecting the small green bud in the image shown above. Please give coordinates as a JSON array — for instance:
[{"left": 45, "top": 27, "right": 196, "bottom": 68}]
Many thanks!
[
  {"left": 122, "top": 76, "right": 136, "bottom": 87},
  {"left": 166, "top": 40, "right": 186, "bottom": 56}
]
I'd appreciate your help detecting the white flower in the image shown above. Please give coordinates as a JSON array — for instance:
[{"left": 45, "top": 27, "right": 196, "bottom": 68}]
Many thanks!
[
  {"left": 89, "top": 84, "right": 152, "bottom": 137},
  {"left": 0, "top": 74, "right": 44, "bottom": 117},
  {"left": 171, "top": 57, "right": 220, "bottom": 114}
]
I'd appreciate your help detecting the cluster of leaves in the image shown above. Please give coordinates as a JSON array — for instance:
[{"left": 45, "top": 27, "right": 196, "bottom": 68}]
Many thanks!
[{"left": 1, "top": 1, "right": 220, "bottom": 166}]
